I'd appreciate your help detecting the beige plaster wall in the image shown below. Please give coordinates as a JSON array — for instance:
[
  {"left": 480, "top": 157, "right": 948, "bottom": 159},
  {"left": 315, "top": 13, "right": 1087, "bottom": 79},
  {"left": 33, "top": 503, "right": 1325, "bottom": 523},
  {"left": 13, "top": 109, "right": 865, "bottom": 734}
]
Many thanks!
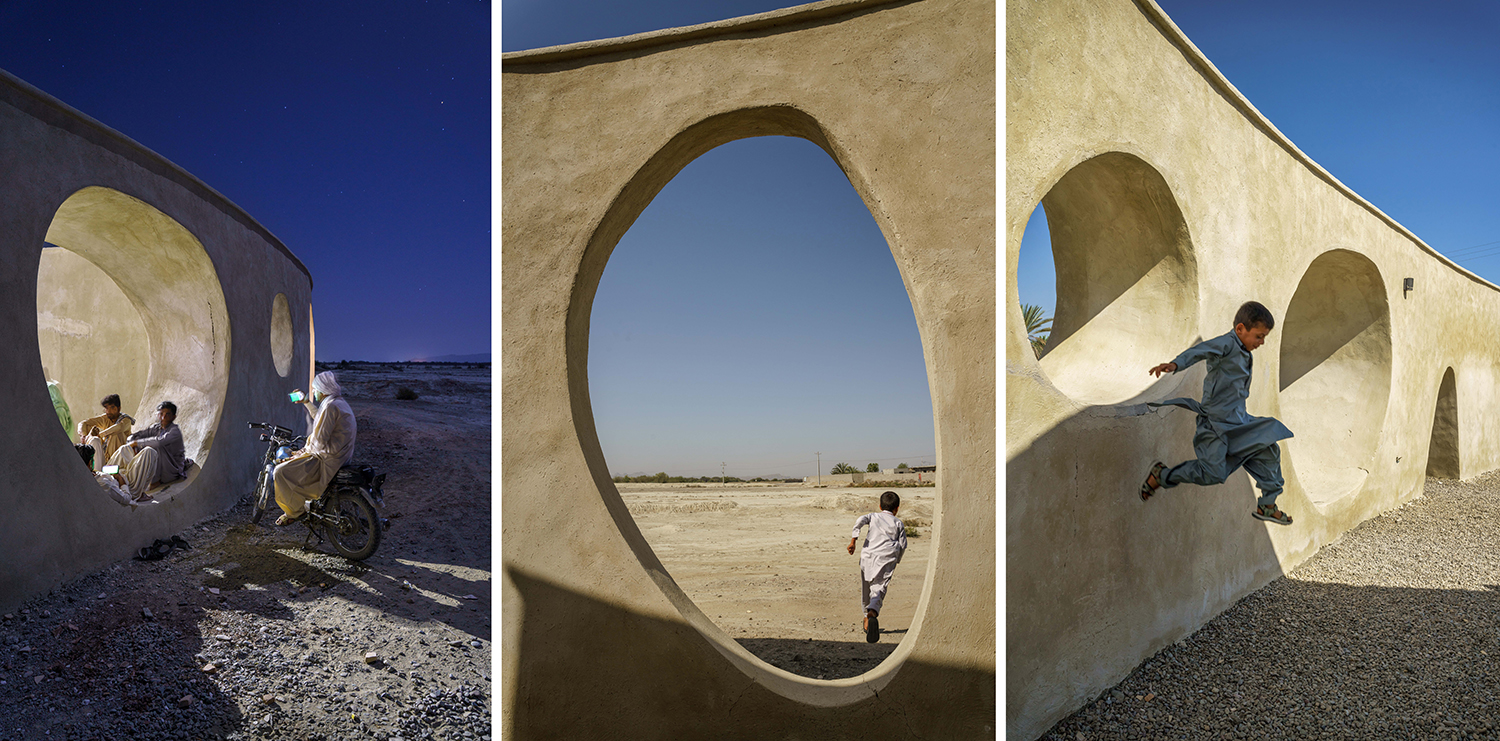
[
  {"left": 0, "top": 67, "right": 314, "bottom": 610},
  {"left": 1007, "top": 1, "right": 1500, "bottom": 738},
  {"left": 503, "top": 0, "right": 995, "bottom": 737},
  {"left": 37, "top": 246, "right": 150, "bottom": 433}
]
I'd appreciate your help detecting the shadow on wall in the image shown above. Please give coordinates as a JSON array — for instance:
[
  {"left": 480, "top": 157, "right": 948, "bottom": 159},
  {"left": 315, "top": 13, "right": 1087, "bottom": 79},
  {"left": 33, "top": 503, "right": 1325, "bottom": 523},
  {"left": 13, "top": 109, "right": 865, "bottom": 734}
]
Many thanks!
[
  {"left": 1038, "top": 579, "right": 1500, "bottom": 739},
  {"left": 1035, "top": 152, "right": 1199, "bottom": 406},
  {"left": 1426, "top": 368, "right": 1459, "bottom": 478},
  {"left": 1277, "top": 249, "right": 1392, "bottom": 508},
  {"left": 507, "top": 568, "right": 996, "bottom": 740},
  {"left": 1006, "top": 400, "right": 1283, "bottom": 740}
]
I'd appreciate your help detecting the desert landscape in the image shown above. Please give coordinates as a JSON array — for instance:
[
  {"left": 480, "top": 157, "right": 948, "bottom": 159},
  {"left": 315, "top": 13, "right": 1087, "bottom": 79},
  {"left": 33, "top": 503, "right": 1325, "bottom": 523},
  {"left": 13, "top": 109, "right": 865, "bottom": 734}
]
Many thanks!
[
  {"left": 620, "top": 482, "right": 934, "bottom": 679},
  {"left": 0, "top": 363, "right": 491, "bottom": 740}
]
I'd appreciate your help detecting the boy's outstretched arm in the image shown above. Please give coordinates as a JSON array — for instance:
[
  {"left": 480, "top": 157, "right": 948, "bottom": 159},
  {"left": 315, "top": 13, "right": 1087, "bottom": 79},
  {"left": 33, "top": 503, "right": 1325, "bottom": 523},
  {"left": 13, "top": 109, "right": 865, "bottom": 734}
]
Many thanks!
[{"left": 1149, "top": 334, "right": 1233, "bottom": 377}]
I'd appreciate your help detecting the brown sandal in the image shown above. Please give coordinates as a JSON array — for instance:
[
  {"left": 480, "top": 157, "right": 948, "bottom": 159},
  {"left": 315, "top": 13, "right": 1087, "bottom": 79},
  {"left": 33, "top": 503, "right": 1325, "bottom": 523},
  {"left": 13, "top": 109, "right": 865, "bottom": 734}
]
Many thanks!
[{"left": 1141, "top": 462, "right": 1167, "bottom": 501}]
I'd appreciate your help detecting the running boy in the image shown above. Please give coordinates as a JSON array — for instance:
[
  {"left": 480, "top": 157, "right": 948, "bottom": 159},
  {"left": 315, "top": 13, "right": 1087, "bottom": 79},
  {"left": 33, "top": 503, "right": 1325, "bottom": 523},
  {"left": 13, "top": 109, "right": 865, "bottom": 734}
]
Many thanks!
[
  {"left": 1139, "top": 301, "right": 1295, "bottom": 525},
  {"left": 847, "top": 491, "right": 907, "bottom": 643}
]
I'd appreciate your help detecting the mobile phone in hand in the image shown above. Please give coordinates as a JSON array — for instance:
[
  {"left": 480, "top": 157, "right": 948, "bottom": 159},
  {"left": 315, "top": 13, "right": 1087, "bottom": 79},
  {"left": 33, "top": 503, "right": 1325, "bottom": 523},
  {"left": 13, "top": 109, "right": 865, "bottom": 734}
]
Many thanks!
[
  {"left": 289, "top": 390, "right": 305, "bottom": 402},
  {"left": 102, "top": 465, "right": 120, "bottom": 475}
]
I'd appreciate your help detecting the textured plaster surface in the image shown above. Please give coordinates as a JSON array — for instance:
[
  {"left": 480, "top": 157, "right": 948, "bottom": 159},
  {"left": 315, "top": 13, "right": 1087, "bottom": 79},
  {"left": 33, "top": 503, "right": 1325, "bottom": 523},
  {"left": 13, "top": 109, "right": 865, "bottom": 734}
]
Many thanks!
[
  {"left": 502, "top": 0, "right": 995, "bottom": 738},
  {"left": 37, "top": 246, "right": 151, "bottom": 429},
  {"left": 1007, "top": 1, "right": 1500, "bottom": 738},
  {"left": 0, "top": 67, "right": 312, "bottom": 611}
]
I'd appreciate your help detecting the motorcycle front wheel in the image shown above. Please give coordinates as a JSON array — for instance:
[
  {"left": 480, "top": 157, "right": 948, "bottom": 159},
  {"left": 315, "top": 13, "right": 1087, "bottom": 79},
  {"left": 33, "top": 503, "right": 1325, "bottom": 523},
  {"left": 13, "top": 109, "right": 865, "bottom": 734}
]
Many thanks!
[
  {"left": 325, "top": 489, "right": 381, "bottom": 560},
  {"left": 250, "top": 469, "right": 271, "bottom": 524}
]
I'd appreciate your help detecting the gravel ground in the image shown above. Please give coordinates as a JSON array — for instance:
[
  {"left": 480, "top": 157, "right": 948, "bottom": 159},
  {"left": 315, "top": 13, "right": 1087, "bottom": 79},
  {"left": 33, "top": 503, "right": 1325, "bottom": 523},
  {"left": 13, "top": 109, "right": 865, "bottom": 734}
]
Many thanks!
[
  {"left": 1043, "top": 473, "right": 1500, "bottom": 741},
  {"left": 0, "top": 363, "right": 491, "bottom": 740}
]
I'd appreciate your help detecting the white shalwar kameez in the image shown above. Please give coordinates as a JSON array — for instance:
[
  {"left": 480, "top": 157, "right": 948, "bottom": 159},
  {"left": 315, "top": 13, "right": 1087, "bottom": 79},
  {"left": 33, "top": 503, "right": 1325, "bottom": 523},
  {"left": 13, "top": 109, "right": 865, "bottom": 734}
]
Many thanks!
[
  {"left": 274, "top": 373, "right": 357, "bottom": 519},
  {"left": 851, "top": 511, "right": 907, "bottom": 614}
]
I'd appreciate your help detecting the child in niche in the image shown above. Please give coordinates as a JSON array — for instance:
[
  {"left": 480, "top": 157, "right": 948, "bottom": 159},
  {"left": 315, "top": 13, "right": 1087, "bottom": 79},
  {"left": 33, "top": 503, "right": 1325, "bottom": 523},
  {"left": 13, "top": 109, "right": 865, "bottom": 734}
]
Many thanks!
[
  {"left": 847, "top": 491, "right": 907, "bottom": 643},
  {"left": 1139, "top": 300, "right": 1295, "bottom": 525}
]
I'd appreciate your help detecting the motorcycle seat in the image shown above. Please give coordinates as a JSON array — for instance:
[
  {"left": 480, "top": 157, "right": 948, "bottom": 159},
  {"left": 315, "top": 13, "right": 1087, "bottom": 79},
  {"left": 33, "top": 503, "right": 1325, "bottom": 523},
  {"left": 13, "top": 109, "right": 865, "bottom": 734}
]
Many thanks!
[{"left": 335, "top": 464, "right": 376, "bottom": 486}]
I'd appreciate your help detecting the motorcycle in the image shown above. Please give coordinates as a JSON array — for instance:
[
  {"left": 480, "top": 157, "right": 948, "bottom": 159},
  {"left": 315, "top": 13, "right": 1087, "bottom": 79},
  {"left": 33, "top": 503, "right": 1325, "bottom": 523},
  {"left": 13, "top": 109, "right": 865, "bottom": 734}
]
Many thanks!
[{"left": 247, "top": 421, "right": 386, "bottom": 560}]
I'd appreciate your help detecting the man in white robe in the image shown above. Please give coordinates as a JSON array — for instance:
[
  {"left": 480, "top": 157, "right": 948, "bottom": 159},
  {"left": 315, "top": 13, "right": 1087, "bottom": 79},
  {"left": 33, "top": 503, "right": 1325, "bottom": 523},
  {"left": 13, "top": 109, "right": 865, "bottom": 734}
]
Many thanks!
[{"left": 274, "top": 371, "right": 357, "bottom": 525}]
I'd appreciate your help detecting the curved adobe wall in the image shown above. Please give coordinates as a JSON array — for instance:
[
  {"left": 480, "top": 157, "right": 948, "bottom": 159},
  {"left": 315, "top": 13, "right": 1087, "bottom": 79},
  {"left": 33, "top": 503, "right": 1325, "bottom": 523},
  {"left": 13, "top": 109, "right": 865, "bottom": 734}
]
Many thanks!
[
  {"left": 1008, "top": 0, "right": 1500, "bottom": 738},
  {"left": 0, "top": 68, "right": 313, "bottom": 611},
  {"left": 503, "top": 0, "right": 995, "bottom": 738}
]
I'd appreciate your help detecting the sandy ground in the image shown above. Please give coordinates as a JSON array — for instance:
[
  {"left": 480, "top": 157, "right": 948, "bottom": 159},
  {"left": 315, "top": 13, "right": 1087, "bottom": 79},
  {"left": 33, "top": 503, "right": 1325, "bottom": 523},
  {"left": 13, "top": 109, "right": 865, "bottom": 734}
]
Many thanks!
[
  {"left": 0, "top": 363, "right": 491, "bottom": 740},
  {"left": 620, "top": 483, "right": 933, "bottom": 680}
]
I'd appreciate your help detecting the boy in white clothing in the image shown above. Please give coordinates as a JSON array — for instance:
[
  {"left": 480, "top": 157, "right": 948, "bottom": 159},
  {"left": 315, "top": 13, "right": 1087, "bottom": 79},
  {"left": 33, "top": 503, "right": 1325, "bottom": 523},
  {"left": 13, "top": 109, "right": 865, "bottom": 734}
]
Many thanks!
[{"left": 847, "top": 491, "right": 907, "bottom": 643}]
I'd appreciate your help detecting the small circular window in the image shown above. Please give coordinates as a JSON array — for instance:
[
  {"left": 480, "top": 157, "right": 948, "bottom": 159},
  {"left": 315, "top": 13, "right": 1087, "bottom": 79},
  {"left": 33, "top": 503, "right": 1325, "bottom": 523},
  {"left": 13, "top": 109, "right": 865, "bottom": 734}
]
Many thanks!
[{"left": 271, "top": 293, "right": 293, "bottom": 378}]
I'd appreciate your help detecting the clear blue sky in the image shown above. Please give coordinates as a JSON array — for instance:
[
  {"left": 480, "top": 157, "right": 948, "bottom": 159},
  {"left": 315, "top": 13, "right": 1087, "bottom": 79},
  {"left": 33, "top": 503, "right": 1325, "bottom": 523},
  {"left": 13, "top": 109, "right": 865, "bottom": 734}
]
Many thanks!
[
  {"left": 1019, "top": 0, "right": 1500, "bottom": 325},
  {"left": 0, "top": 0, "right": 489, "bottom": 362},
  {"left": 504, "top": 2, "right": 938, "bottom": 479}
]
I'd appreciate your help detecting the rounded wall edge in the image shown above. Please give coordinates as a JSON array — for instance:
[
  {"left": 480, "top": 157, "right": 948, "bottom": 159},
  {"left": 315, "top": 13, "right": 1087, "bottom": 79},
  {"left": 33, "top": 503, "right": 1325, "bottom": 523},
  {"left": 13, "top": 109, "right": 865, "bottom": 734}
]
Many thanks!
[{"left": 0, "top": 82, "right": 315, "bottom": 613}]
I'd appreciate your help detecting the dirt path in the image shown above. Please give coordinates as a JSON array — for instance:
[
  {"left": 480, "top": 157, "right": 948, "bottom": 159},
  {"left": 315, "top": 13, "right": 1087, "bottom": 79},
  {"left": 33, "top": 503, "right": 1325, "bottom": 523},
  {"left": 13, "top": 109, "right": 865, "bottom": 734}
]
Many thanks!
[
  {"left": 622, "top": 483, "right": 933, "bottom": 679},
  {"left": 0, "top": 364, "right": 491, "bottom": 740}
]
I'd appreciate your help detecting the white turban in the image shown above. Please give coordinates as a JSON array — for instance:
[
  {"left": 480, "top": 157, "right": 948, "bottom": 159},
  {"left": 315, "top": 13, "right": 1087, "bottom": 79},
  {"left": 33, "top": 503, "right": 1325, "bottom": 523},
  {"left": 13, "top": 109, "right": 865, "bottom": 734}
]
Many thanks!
[{"left": 312, "top": 371, "right": 343, "bottom": 399}]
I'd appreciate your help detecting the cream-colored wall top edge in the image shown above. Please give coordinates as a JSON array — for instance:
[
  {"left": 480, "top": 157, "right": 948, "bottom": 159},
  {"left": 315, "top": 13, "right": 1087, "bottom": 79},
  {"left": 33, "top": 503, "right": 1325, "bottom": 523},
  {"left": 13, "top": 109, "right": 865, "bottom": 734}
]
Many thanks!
[
  {"left": 1136, "top": 0, "right": 1496, "bottom": 293},
  {"left": 501, "top": 0, "right": 911, "bottom": 65},
  {"left": 0, "top": 66, "right": 311, "bottom": 284}
]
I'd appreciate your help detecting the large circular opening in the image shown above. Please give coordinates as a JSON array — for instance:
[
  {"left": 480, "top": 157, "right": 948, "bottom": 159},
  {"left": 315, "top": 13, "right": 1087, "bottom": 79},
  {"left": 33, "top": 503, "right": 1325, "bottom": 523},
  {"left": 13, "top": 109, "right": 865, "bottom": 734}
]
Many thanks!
[
  {"left": 587, "top": 135, "right": 935, "bottom": 681},
  {"left": 1028, "top": 152, "right": 1198, "bottom": 405},
  {"left": 38, "top": 187, "right": 232, "bottom": 480},
  {"left": 1278, "top": 249, "right": 1392, "bottom": 505}
]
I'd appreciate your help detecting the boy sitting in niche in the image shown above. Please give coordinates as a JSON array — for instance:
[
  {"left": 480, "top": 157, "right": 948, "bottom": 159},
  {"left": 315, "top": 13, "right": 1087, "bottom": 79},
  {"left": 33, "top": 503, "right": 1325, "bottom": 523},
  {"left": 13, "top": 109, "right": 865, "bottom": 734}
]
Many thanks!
[
  {"left": 847, "top": 490, "right": 908, "bottom": 643},
  {"left": 1139, "top": 301, "right": 1295, "bottom": 525}
]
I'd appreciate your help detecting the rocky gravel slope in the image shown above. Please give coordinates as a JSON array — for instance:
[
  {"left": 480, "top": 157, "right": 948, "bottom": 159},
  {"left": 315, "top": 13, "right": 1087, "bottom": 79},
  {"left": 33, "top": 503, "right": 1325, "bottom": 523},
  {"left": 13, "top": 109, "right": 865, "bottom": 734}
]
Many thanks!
[{"left": 0, "top": 364, "right": 491, "bottom": 740}]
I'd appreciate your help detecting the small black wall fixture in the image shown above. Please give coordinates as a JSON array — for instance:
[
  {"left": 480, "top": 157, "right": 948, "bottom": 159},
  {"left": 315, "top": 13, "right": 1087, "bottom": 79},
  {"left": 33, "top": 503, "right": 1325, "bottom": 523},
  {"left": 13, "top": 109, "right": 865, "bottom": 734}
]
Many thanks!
[{"left": 1403, "top": 277, "right": 1414, "bottom": 298}]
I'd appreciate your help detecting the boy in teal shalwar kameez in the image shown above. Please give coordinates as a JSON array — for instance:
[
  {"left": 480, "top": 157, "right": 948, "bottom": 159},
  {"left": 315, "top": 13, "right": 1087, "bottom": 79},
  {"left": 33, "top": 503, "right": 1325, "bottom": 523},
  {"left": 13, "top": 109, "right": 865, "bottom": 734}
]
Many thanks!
[{"left": 1140, "top": 301, "right": 1295, "bottom": 525}]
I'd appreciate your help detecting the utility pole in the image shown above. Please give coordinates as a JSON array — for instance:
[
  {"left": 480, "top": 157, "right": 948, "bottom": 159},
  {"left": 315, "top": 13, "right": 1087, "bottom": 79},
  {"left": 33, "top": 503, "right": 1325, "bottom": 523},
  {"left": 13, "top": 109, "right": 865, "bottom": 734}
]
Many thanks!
[
  {"left": 721, "top": 461, "right": 726, "bottom": 486},
  {"left": 816, "top": 452, "right": 821, "bottom": 485}
]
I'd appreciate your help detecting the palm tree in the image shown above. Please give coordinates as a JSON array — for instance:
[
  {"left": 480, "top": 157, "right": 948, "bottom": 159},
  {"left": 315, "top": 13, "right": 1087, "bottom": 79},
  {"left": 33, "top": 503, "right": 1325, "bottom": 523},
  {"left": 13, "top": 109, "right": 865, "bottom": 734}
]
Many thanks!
[
  {"left": 1022, "top": 303, "right": 1052, "bottom": 358},
  {"left": 830, "top": 462, "right": 859, "bottom": 474}
]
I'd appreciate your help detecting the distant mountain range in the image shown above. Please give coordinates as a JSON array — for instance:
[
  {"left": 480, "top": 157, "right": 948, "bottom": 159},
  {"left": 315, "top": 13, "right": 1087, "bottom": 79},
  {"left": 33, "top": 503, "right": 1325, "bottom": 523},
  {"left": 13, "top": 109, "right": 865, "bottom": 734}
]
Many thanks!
[{"left": 406, "top": 353, "right": 490, "bottom": 363}]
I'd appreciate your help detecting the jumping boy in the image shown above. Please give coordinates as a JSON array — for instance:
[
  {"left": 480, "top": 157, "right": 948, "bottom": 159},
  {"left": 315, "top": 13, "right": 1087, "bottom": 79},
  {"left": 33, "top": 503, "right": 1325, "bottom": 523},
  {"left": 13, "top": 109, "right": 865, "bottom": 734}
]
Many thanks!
[
  {"left": 1139, "top": 301, "right": 1295, "bottom": 525},
  {"left": 847, "top": 491, "right": 907, "bottom": 643}
]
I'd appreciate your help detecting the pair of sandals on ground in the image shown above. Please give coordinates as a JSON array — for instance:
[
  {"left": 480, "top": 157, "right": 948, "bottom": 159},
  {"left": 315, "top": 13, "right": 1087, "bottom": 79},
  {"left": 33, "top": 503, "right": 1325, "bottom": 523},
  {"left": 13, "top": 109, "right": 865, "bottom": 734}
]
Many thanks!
[
  {"left": 1140, "top": 461, "right": 1292, "bottom": 526},
  {"left": 134, "top": 535, "right": 191, "bottom": 561}
]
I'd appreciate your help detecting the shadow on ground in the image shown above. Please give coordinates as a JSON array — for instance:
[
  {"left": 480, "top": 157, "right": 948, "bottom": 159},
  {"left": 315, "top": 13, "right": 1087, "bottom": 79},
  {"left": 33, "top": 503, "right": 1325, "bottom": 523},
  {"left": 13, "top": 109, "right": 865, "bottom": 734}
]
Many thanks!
[
  {"left": 190, "top": 514, "right": 490, "bottom": 640},
  {"left": 736, "top": 634, "right": 904, "bottom": 679}
]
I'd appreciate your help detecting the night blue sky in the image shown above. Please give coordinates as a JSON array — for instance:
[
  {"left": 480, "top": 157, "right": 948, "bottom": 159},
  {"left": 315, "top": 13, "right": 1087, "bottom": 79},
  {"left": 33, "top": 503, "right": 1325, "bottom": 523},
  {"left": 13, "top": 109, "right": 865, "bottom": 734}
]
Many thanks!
[
  {"left": 1019, "top": 0, "right": 1500, "bottom": 326},
  {"left": 0, "top": 0, "right": 489, "bottom": 362},
  {"left": 504, "top": 2, "right": 938, "bottom": 478}
]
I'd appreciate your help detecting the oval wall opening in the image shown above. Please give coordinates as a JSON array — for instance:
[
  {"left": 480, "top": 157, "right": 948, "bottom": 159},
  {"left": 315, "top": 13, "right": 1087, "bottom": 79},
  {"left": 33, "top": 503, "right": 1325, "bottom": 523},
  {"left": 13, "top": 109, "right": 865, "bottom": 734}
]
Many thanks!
[
  {"left": 1030, "top": 152, "right": 1198, "bottom": 405},
  {"left": 271, "top": 293, "right": 295, "bottom": 378},
  {"left": 1278, "top": 249, "right": 1392, "bottom": 506},
  {"left": 38, "top": 187, "right": 231, "bottom": 493},
  {"left": 588, "top": 135, "right": 935, "bottom": 680}
]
